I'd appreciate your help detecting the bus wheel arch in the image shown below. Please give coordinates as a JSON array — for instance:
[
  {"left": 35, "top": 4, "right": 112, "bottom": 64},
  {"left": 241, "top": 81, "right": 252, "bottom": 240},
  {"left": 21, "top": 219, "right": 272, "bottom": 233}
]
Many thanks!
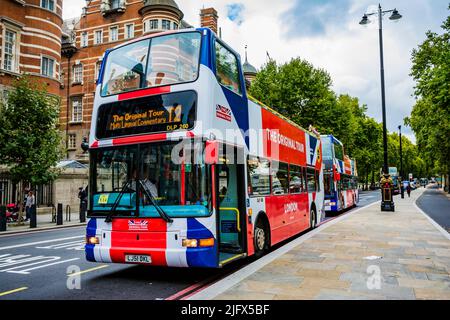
[{"left": 254, "top": 211, "right": 271, "bottom": 257}]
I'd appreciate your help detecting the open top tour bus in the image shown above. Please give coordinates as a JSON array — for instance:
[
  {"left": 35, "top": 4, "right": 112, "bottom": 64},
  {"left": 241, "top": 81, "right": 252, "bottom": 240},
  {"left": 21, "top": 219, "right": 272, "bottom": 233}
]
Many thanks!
[{"left": 85, "top": 28, "right": 325, "bottom": 268}]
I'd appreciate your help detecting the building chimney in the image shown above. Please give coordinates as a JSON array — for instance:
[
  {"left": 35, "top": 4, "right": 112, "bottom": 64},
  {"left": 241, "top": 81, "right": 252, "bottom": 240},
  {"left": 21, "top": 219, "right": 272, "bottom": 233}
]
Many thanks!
[{"left": 200, "top": 8, "right": 218, "bottom": 34}]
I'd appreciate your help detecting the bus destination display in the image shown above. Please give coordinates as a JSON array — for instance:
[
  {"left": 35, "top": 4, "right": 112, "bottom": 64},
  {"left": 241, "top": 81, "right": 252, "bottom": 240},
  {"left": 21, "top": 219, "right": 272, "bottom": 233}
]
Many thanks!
[{"left": 96, "top": 90, "right": 196, "bottom": 139}]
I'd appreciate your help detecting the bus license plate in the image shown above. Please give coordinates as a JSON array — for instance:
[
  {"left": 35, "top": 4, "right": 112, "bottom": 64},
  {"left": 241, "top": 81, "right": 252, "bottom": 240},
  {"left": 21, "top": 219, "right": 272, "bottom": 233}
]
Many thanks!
[{"left": 125, "top": 255, "right": 151, "bottom": 264}]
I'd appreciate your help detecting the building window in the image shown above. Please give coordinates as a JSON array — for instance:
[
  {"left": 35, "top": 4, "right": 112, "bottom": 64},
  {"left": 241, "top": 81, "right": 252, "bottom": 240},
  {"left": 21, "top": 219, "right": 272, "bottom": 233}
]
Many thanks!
[
  {"left": 109, "top": 26, "right": 118, "bottom": 42},
  {"left": 41, "top": 57, "right": 55, "bottom": 78},
  {"left": 162, "top": 20, "right": 171, "bottom": 30},
  {"left": 41, "top": 0, "right": 55, "bottom": 11},
  {"left": 3, "top": 29, "right": 17, "bottom": 72},
  {"left": 71, "top": 97, "right": 83, "bottom": 123},
  {"left": 81, "top": 32, "right": 88, "bottom": 47},
  {"left": 110, "top": 0, "right": 120, "bottom": 9},
  {"left": 173, "top": 22, "right": 179, "bottom": 30},
  {"left": 149, "top": 19, "right": 158, "bottom": 30},
  {"left": 73, "top": 64, "right": 83, "bottom": 84},
  {"left": 94, "top": 30, "right": 103, "bottom": 45},
  {"left": 68, "top": 134, "right": 77, "bottom": 150},
  {"left": 125, "top": 24, "right": 134, "bottom": 39},
  {"left": 95, "top": 60, "right": 103, "bottom": 82}
]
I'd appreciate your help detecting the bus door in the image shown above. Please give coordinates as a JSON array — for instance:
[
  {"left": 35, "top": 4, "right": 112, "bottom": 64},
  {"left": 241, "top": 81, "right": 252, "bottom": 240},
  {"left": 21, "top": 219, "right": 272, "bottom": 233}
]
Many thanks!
[{"left": 216, "top": 145, "right": 246, "bottom": 265}]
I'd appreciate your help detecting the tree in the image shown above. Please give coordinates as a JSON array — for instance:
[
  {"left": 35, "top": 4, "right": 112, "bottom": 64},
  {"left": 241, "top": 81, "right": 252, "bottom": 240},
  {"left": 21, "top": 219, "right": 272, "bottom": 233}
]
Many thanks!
[
  {"left": 248, "top": 58, "right": 338, "bottom": 133},
  {"left": 406, "top": 7, "right": 450, "bottom": 191},
  {"left": 0, "top": 76, "right": 64, "bottom": 220}
]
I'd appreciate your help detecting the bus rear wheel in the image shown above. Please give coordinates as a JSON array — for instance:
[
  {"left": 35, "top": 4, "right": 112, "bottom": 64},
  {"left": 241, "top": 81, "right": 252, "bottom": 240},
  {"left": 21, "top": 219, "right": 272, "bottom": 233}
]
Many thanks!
[
  {"left": 310, "top": 207, "right": 317, "bottom": 229},
  {"left": 254, "top": 219, "right": 268, "bottom": 258}
]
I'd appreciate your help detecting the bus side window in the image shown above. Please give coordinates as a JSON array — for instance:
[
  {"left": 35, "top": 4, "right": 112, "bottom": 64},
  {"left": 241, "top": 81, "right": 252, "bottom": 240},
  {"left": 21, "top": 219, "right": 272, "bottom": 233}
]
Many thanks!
[{"left": 215, "top": 41, "right": 242, "bottom": 95}]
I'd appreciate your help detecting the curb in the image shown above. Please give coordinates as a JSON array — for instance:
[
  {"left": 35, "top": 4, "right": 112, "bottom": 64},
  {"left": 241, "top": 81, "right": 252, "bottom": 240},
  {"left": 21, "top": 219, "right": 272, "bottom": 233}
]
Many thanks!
[
  {"left": 0, "top": 223, "right": 87, "bottom": 237},
  {"left": 188, "top": 200, "right": 381, "bottom": 300}
]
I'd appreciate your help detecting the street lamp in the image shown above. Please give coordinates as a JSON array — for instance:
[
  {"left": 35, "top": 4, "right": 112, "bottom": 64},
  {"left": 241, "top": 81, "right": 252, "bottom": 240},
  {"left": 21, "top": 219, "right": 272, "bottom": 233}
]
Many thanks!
[{"left": 359, "top": 4, "right": 402, "bottom": 211}]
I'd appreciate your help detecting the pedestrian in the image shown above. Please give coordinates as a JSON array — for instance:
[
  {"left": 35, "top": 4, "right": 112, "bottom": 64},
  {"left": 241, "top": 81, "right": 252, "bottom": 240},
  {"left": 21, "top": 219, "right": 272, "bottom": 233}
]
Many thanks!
[
  {"left": 406, "top": 183, "right": 411, "bottom": 198},
  {"left": 25, "top": 190, "right": 35, "bottom": 221}
]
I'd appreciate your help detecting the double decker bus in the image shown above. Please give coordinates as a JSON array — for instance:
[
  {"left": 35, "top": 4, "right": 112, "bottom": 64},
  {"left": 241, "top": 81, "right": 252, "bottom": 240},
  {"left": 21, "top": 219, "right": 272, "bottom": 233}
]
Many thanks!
[
  {"left": 85, "top": 28, "right": 325, "bottom": 268},
  {"left": 321, "top": 135, "right": 358, "bottom": 213}
]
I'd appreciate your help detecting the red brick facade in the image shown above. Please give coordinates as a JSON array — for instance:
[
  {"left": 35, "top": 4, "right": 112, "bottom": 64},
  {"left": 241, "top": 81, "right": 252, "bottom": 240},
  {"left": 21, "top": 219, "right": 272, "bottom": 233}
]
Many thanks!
[{"left": 0, "top": 0, "right": 63, "bottom": 98}]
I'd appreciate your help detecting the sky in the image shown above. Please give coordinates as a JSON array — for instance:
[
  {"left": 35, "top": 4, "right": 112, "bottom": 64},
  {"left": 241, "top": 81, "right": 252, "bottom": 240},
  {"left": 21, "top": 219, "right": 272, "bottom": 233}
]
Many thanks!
[{"left": 63, "top": 0, "right": 450, "bottom": 143}]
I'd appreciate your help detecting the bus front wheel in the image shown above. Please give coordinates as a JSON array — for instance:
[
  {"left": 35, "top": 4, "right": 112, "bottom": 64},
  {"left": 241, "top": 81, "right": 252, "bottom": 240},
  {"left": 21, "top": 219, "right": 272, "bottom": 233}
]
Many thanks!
[{"left": 254, "top": 219, "right": 269, "bottom": 258}]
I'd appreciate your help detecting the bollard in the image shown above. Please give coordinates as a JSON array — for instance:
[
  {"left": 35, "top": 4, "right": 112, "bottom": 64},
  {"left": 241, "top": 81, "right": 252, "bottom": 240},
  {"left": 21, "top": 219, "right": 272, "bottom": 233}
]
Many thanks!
[
  {"left": 80, "top": 201, "right": 87, "bottom": 223},
  {"left": 57, "top": 203, "right": 63, "bottom": 225},
  {"left": 30, "top": 204, "right": 37, "bottom": 229},
  {"left": 0, "top": 206, "right": 6, "bottom": 232}
]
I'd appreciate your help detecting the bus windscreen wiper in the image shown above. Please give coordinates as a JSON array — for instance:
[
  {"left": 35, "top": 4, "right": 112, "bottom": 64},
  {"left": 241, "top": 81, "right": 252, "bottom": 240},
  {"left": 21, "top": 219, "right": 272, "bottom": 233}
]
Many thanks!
[
  {"left": 105, "top": 180, "right": 133, "bottom": 223},
  {"left": 139, "top": 180, "right": 173, "bottom": 223}
]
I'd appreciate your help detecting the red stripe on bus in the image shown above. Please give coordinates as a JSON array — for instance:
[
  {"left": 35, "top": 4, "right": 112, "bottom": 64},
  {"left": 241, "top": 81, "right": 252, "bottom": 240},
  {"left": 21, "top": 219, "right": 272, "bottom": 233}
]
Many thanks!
[
  {"left": 112, "top": 133, "right": 167, "bottom": 146},
  {"left": 118, "top": 86, "right": 171, "bottom": 101},
  {"left": 91, "top": 141, "right": 99, "bottom": 148}
]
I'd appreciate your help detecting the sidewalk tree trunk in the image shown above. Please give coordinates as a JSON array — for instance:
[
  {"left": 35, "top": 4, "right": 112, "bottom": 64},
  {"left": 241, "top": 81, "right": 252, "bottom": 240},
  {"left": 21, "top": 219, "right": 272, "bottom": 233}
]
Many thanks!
[{"left": 0, "top": 76, "right": 64, "bottom": 224}]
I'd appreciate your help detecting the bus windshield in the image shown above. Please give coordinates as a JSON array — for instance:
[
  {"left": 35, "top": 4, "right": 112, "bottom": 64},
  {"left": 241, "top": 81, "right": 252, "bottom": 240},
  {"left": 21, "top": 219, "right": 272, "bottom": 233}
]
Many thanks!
[
  {"left": 101, "top": 32, "right": 202, "bottom": 96},
  {"left": 90, "top": 141, "right": 211, "bottom": 218}
]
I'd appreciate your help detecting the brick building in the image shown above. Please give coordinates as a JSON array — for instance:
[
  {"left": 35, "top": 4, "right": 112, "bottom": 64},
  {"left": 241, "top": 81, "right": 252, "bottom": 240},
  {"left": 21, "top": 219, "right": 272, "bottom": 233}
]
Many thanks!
[
  {"left": 0, "top": 0, "right": 63, "bottom": 99},
  {"left": 60, "top": 0, "right": 220, "bottom": 161}
]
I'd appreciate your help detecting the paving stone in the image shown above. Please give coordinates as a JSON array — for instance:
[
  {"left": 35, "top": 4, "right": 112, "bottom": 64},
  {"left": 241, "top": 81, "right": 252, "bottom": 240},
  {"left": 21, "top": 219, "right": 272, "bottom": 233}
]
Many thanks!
[{"left": 212, "top": 189, "right": 450, "bottom": 300}]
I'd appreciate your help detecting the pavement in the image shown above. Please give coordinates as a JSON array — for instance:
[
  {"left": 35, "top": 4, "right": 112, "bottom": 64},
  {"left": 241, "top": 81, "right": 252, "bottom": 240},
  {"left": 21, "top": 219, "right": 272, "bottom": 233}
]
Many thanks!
[
  {"left": 2, "top": 213, "right": 86, "bottom": 235},
  {"left": 191, "top": 187, "right": 450, "bottom": 300}
]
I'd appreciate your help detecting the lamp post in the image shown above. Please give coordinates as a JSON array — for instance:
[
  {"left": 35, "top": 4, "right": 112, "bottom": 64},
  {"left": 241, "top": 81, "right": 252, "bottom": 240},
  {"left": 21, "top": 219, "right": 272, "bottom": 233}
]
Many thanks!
[
  {"left": 399, "top": 125, "right": 404, "bottom": 199},
  {"left": 360, "top": 4, "right": 402, "bottom": 211}
]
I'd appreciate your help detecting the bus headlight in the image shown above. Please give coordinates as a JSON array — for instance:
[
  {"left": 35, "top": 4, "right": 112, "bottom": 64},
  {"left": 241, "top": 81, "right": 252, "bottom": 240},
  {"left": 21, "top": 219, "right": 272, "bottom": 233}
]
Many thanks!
[
  {"left": 86, "top": 236, "right": 100, "bottom": 245},
  {"left": 182, "top": 239, "right": 198, "bottom": 247},
  {"left": 182, "top": 238, "right": 215, "bottom": 248}
]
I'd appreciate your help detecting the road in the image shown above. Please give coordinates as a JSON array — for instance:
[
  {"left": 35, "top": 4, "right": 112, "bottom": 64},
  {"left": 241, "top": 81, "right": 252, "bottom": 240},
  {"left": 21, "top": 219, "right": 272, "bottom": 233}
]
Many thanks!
[
  {"left": 0, "top": 190, "right": 381, "bottom": 300},
  {"left": 416, "top": 185, "right": 450, "bottom": 232}
]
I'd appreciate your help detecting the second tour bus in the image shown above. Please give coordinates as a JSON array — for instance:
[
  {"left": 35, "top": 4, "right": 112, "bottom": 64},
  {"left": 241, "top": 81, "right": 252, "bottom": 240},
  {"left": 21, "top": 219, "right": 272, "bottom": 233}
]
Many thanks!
[
  {"left": 321, "top": 135, "right": 358, "bottom": 213},
  {"left": 85, "top": 28, "right": 325, "bottom": 268}
]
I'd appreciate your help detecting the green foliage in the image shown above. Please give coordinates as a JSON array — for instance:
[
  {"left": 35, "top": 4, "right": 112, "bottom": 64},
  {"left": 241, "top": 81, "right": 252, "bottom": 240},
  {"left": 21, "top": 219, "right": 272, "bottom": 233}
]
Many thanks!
[
  {"left": 407, "top": 7, "right": 450, "bottom": 180},
  {"left": 248, "top": 57, "right": 428, "bottom": 187},
  {"left": 0, "top": 76, "right": 64, "bottom": 186}
]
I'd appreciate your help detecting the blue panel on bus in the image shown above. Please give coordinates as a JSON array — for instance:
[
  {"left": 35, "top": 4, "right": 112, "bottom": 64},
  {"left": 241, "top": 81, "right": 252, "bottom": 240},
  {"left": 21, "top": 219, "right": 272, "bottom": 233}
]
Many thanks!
[
  {"left": 221, "top": 88, "right": 250, "bottom": 148},
  {"left": 85, "top": 218, "right": 97, "bottom": 262},
  {"left": 197, "top": 28, "right": 213, "bottom": 71},
  {"left": 186, "top": 218, "right": 217, "bottom": 268}
]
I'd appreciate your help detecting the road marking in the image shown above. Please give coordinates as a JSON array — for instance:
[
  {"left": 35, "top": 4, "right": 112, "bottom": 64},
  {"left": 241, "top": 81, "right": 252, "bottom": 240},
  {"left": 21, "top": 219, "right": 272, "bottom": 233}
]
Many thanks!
[
  {"left": 67, "top": 265, "right": 109, "bottom": 277},
  {"left": 0, "top": 287, "right": 28, "bottom": 297},
  {"left": 0, "top": 236, "right": 84, "bottom": 251},
  {"left": 188, "top": 200, "right": 381, "bottom": 300},
  {"left": 36, "top": 240, "right": 85, "bottom": 251},
  {"left": 0, "top": 254, "right": 80, "bottom": 275}
]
